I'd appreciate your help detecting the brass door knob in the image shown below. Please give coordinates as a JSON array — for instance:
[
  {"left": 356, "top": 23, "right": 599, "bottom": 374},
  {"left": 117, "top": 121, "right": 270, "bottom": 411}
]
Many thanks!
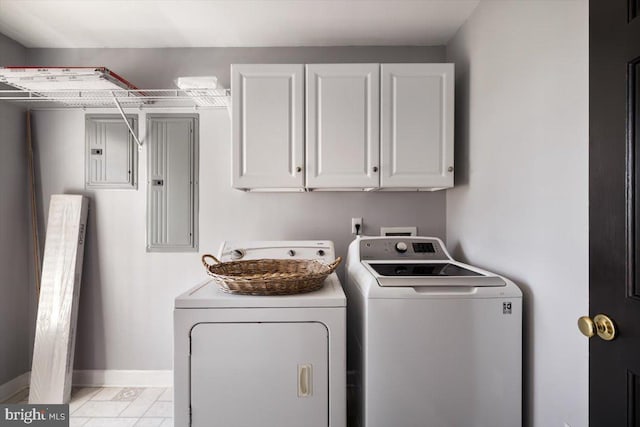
[{"left": 577, "top": 314, "right": 617, "bottom": 341}]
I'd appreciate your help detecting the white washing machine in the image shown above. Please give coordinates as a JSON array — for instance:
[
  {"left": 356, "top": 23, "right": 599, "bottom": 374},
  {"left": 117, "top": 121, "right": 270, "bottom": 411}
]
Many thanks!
[
  {"left": 345, "top": 236, "right": 522, "bottom": 427},
  {"left": 174, "top": 241, "right": 346, "bottom": 427}
]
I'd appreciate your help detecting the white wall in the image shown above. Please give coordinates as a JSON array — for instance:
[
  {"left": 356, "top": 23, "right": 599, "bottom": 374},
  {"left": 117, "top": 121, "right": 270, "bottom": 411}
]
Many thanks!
[
  {"left": 446, "top": 2, "right": 588, "bottom": 427},
  {"left": 28, "top": 46, "right": 448, "bottom": 370},
  {"left": 0, "top": 33, "right": 31, "bottom": 385}
]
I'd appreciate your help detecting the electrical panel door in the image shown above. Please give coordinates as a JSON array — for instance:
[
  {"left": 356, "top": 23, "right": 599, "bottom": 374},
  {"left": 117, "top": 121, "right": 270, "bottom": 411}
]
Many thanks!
[
  {"left": 147, "top": 115, "right": 198, "bottom": 252},
  {"left": 85, "top": 114, "right": 137, "bottom": 189}
]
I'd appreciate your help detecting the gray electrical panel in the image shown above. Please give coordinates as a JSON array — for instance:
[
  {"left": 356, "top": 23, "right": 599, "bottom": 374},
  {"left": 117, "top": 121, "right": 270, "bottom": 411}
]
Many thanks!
[
  {"left": 85, "top": 114, "right": 138, "bottom": 189},
  {"left": 146, "top": 114, "right": 199, "bottom": 252}
]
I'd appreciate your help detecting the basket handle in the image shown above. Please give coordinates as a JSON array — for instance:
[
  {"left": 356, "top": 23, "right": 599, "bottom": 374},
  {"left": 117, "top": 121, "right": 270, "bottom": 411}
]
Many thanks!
[
  {"left": 202, "top": 254, "right": 221, "bottom": 268},
  {"left": 326, "top": 256, "right": 342, "bottom": 274}
]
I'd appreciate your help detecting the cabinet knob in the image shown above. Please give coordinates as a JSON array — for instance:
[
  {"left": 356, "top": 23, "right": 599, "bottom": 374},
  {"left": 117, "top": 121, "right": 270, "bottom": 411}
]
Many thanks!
[
  {"left": 296, "top": 166, "right": 302, "bottom": 173},
  {"left": 448, "top": 166, "right": 454, "bottom": 172},
  {"left": 372, "top": 166, "right": 379, "bottom": 173}
]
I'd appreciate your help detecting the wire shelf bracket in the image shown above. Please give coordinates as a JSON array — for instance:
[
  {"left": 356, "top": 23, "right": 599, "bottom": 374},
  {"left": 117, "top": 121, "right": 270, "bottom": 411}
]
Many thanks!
[{"left": 111, "top": 91, "right": 143, "bottom": 150}]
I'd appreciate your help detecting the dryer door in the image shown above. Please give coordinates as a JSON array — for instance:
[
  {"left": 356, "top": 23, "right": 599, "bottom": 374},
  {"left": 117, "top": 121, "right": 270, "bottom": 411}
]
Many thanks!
[{"left": 190, "top": 322, "right": 329, "bottom": 427}]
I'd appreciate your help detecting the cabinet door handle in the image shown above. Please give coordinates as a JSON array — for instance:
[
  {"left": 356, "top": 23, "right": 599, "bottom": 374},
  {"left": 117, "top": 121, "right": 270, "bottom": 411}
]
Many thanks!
[
  {"left": 298, "top": 364, "right": 312, "bottom": 397},
  {"left": 372, "top": 166, "right": 378, "bottom": 173},
  {"left": 296, "top": 166, "right": 302, "bottom": 173}
]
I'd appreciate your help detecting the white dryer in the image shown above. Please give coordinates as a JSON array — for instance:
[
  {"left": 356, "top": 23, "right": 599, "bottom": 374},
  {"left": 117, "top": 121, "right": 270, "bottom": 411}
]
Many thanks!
[
  {"left": 174, "top": 241, "right": 346, "bottom": 427},
  {"left": 345, "top": 236, "right": 522, "bottom": 427}
]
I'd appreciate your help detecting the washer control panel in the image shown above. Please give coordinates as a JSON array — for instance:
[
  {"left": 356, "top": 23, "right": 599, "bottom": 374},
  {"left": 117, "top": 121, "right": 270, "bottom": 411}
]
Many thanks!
[{"left": 360, "top": 237, "right": 449, "bottom": 261}]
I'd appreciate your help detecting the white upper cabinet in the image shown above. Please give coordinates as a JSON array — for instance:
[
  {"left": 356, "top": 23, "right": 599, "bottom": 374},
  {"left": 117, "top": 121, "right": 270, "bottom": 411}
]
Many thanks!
[
  {"left": 231, "top": 64, "right": 305, "bottom": 190},
  {"left": 230, "top": 62, "right": 454, "bottom": 191},
  {"left": 380, "top": 63, "right": 454, "bottom": 189},
  {"left": 306, "top": 64, "right": 380, "bottom": 189}
]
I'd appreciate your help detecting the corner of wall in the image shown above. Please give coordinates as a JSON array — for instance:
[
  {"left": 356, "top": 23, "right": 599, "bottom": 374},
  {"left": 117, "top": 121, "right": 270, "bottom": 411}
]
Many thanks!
[
  {"left": 441, "top": 2, "right": 589, "bottom": 427},
  {"left": 0, "top": 32, "right": 33, "bottom": 385}
]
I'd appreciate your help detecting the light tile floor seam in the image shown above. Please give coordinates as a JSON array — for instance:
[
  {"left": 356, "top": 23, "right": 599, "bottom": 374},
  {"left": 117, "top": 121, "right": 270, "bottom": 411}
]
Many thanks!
[
  {"left": 73, "top": 400, "right": 132, "bottom": 417},
  {"left": 92, "top": 387, "right": 124, "bottom": 401}
]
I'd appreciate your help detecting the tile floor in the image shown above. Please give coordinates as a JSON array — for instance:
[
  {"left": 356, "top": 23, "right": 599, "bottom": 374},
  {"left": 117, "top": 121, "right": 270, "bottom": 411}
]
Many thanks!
[{"left": 4, "top": 387, "right": 173, "bottom": 427}]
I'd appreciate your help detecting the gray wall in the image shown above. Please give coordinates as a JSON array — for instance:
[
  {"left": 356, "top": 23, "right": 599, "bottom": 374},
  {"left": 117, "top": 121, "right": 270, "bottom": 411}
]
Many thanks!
[
  {"left": 446, "top": 2, "right": 588, "bottom": 427},
  {"left": 0, "top": 33, "right": 31, "bottom": 385},
  {"left": 27, "top": 46, "right": 447, "bottom": 370}
]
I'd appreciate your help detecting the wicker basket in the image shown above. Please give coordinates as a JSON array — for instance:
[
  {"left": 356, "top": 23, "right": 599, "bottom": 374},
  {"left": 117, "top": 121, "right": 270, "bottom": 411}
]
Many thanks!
[{"left": 201, "top": 254, "right": 342, "bottom": 296}]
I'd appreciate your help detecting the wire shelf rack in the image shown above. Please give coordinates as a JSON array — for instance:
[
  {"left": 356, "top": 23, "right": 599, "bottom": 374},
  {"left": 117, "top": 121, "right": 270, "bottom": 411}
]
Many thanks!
[{"left": 0, "top": 88, "right": 231, "bottom": 109}]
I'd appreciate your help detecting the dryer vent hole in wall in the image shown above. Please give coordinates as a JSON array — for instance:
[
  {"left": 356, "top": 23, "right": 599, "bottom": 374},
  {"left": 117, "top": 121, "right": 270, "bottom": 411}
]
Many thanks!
[{"left": 380, "top": 226, "right": 418, "bottom": 236}]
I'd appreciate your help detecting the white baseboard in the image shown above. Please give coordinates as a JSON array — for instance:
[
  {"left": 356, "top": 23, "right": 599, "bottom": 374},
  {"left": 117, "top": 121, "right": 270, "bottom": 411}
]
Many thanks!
[
  {"left": 0, "top": 372, "right": 30, "bottom": 402},
  {"left": 72, "top": 370, "right": 173, "bottom": 388}
]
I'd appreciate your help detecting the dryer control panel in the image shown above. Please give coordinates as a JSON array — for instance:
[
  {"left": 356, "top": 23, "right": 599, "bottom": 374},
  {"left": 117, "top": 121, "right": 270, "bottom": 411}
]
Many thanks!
[
  {"left": 360, "top": 237, "right": 450, "bottom": 261},
  {"left": 220, "top": 240, "right": 335, "bottom": 262}
]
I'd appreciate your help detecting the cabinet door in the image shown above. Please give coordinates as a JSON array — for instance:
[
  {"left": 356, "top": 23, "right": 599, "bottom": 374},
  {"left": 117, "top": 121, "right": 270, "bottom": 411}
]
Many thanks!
[
  {"left": 306, "top": 64, "right": 380, "bottom": 188},
  {"left": 380, "top": 64, "right": 454, "bottom": 188},
  {"left": 190, "top": 322, "right": 329, "bottom": 427},
  {"left": 231, "top": 64, "right": 304, "bottom": 189}
]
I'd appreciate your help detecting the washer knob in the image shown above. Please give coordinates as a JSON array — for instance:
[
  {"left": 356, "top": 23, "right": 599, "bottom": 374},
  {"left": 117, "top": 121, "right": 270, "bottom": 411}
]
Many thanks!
[
  {"left": 232, "top": 249, "right": 245, "bottom": 259},
  {"left": 288, "top": 250, "right": 296, "bottom": 257},
  {"left": 395, "top": 242, "right": 408, "bottom": 253},
  {"left": 317, "top": 249, "right": 325, "bottom": 256}
]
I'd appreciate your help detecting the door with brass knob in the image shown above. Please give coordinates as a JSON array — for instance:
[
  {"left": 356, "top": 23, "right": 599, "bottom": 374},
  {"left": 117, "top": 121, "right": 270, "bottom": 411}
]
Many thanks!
[{"left": 590, "top": 1, "right": 640, "bottom": 425}]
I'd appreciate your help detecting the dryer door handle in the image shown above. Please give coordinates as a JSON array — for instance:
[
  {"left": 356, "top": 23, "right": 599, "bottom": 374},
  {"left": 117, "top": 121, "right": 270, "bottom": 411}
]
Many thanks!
[{"left": 298, "top": 364, "right": 312, "bottom": 397}]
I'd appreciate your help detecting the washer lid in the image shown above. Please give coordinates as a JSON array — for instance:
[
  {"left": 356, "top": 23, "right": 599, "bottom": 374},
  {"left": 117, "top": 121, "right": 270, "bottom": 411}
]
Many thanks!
[
  {"left": 175, "top": 273, "right": 346, "bottom": 308},
  {"left": 363, "top": 261, "right": 506, "bottom": 287},
  {"left": 369, "top": 263, "right": 483, "bottom": 277}
]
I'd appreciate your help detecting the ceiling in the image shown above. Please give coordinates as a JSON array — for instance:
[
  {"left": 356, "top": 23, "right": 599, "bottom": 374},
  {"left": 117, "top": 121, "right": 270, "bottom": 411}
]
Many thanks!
[{"left": 0, "top": 0, "right": 480, "bottom": 48}]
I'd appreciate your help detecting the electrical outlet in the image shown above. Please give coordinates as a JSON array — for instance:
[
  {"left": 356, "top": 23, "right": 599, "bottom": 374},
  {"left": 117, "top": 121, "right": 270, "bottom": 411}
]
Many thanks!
[{"left": 351, "top": 217, "right": 363, "bottom": 235}]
